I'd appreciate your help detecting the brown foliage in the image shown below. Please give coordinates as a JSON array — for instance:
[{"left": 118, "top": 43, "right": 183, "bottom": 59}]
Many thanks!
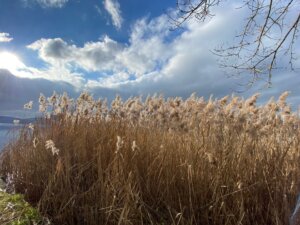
[{"left": 1, "top": 92, "right": 300, "bottom": 225}]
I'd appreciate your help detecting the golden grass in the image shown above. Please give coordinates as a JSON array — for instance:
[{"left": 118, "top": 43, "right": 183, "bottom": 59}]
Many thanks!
[{"left": 0, "top": 92, "right": 300, "bottom": 225}]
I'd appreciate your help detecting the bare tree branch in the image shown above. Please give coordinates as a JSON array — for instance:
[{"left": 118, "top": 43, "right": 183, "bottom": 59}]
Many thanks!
[
  {"left": 170, "top": 0, "right": 221, "bottom": 28},
  {"left": 171, "top": 0, "right": 300, "bottom": 87}
]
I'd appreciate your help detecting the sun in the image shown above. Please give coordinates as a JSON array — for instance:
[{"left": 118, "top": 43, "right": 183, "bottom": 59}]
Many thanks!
[{"left": 0, "top": 51, "right": 25, "bottom": 72}]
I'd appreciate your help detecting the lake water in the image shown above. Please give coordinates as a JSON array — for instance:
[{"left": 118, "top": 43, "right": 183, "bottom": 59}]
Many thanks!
[{"left": 0, "top": 123, "right": 21, "bottom": 151}]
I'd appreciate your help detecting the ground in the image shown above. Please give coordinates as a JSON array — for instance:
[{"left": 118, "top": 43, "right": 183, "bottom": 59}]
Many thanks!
[{"left": 0, "top": 190, "right": 46, "bottom": 225}]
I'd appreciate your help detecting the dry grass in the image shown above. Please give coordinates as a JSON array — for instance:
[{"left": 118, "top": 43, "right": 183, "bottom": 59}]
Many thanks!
[{"left": 0, "top": 92, "right": 300, "bottom": 225}]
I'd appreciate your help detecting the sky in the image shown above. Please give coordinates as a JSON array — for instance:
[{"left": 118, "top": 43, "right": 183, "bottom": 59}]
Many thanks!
[{"left": 0, "top": 0, "right": 299, "bottom": 116}]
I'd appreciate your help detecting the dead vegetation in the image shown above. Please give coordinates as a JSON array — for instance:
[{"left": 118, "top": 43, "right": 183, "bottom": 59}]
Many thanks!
[{"left": 0, "top": 91, "right": 300, "bottom": 225}]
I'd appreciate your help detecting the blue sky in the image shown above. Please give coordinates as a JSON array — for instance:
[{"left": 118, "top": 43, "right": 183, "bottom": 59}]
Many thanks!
[
  {"left": 0, "top": 0, "right": 171, "bottom": 67},
  {"left": 0, "top": 0, "right": 299, "bottom": 115}
]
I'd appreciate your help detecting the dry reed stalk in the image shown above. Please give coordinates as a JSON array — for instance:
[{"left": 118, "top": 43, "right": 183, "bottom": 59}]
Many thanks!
[{"left": 0, "top": 91, "right": 299, "bottom": 225}]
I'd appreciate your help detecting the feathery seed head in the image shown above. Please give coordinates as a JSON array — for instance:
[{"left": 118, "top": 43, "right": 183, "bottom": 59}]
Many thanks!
[
  {"left": 24, "top": 101, "right": 33, "bottom": 110},
  {"left": 116, "top": 136, "right": 124, "bottom": 153},
  {"left": 45, "top": 140, "right": 59, "bottom": 156}
]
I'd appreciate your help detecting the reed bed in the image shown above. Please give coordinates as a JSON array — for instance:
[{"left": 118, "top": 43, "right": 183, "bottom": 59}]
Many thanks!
[{"left": 1, "top": 91, "right": 300, "bottom": 225}]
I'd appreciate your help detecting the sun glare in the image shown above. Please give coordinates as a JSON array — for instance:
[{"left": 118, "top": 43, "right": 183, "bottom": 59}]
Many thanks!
[{"left": 0, "top": 51, "right": 25, "bottom": 72}]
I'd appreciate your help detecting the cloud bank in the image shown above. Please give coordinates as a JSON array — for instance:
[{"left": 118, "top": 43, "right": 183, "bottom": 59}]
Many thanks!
[
  {"left": 3, "top": 3, "right": 299, "bottom": 109},
  {"left": 26, "top": 6, "right": 243, "bottom": 93}
]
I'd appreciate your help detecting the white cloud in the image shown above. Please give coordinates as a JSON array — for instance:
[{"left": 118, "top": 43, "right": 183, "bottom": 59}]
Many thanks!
[
  {"left": 24, "top": 0, "right": 69, "bottom": 8},
  {"left": 28, "top": 38, "right": 75, "bottom": 63},
  {"left": 103, "top": 0, "right": 123, "bottom": 29},
  {"left": 39, "top": 0, "right": 68, "bottom": 8},
  {"left": 117, "top": 16, "right": 173, "bottom": 76},
  {"left": 27, "top": 16, "right": 172, "bottom": 78},
  {"left": 86, "top": 71, "right": 130, "bottom": 88},
  {"left": 24, "top": 3, "right": 300, "bottom": 106},
  {"left": 27, "top": 36, "right": 123, "bottom": 72},
  {"left": 0, "top": 52, "right": 84, "bottom": 88},
  {"left": 0, "top": 33, "right": 13, "bottom": 42},
  {"left": 27, "top": 10, "right": 235, "bottom": 95},
  {"left": 95, "top": 5, "right": 103, "bottom": 16}
]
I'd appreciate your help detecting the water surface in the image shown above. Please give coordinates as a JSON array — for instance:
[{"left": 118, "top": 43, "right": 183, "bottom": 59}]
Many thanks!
[{"left": 0, "top": 123, "right": 21, "bottom": 151}]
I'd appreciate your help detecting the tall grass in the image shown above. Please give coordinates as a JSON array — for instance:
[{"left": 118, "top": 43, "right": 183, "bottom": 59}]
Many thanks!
[{"left": 1, "top": 92, "right": 300, "bottom": 225}]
